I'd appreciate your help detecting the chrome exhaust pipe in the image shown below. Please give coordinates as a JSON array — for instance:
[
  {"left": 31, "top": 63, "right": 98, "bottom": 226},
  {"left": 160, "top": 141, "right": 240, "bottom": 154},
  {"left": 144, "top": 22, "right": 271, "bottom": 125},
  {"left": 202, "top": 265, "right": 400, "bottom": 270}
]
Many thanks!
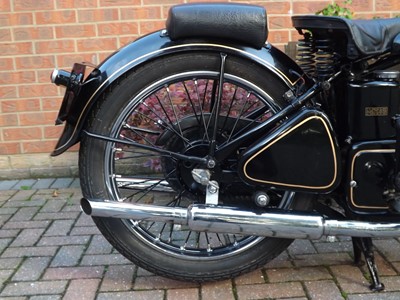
[
  {"left": 80, "top": 198, "right": 188, "bottom": 224},
  {"left": 81, "top": 198, "right": 400, "bottom": 239}
]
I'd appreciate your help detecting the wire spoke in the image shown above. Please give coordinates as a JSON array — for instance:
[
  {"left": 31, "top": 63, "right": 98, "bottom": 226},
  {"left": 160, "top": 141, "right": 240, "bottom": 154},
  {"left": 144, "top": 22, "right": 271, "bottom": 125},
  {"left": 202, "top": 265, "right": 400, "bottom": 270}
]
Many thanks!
[
  {"left": 194, "top": 79, "right": 211, "bottom": 142},
  {"left": 114, "top": 149, "right": 165, "bottom": 160},
  {"left": 183, "top": 81, "right": 200, "bottom": 123},
  {"left": 165, "top": 85, "right": 186, "bottom": 143},
  {"left": 138, "top": 99, "right": 192, "bottom": 147},
  {"left": 108, "top": 71, "right": 279, "bottom": 256},
  {"left": 121, "top": 123, "right": 157, "bottom": 147},
  {"left": 121, "top": 169, "right": 177, "bottom": 201},
  {"left": 220, "top": 85, "right": 238, "bottom": 132}
]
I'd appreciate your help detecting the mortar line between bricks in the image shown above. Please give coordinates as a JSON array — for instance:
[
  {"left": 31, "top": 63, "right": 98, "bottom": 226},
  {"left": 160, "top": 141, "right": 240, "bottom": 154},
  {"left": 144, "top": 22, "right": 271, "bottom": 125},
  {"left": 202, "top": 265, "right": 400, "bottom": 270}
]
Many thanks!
[
  {"left": 37, "top": 236, "right": 62, "bottom": 282},
  {"left": 131, "top": 260, "right": 139, "bottom": 289},
  {"left": 357, "top": 259, "right": 373, "bottom": 284},
  {"left": 33, "top": 194, "right": 52, "bottom": 248},
  {"left": 286, "top": 248, "right": 297, "bottom": 268},
  {"left": 231, "top": 277, "right": 239, "bottom": 300},
  {"left": 60, "top": 275, "right": 72, "bottom": 299},
  {"left": 92, "top": 265, "right": 107, "bottom": 292},
  {"left": 35, "top": 189, "right": 83, "bottom": 281},
  {"left": 373, "top": 241, "right": 400, "bottom": 278},
  {"left": 197, "top": 285, "right": 202, "bottom": 300},
  {"left": 14, "top": 187, "right": 57, "bottom": 289},
  {"left": 77, "top": 220, "right": 95, "bottom": 266},
  {"left": 300, "top": 279, "right": 312, "bottom": 300},
  {"left": 0, "top": 256, "right": 25, "bottom": 295},
  {"left": 36, "top": 253, "right": 55, "bottom": 283},
  {"left": 261, "top": 267, "right": 269, "bottom": 284},
  {"left": 326, "top": 265, "right": 347, "bottom": 299},
  {"left": 0, "top": 215, "right": 13, "bottom": 250},
  {"left": 60, "top": 193, "right": 80, "bottom": 237}
]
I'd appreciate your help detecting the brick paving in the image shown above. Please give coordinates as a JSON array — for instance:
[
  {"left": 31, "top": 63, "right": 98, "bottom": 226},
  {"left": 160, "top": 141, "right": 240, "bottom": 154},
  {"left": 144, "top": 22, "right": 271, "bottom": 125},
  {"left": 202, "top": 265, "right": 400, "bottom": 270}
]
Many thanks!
[{"left": 1, "top": 178, "right": 400, "bottom": 299}]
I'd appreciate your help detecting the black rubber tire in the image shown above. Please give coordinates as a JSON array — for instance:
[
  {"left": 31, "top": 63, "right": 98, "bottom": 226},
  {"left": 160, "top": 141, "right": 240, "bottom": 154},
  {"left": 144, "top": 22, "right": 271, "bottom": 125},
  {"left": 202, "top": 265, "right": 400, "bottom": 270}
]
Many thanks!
[{"left": 79, "top": 52, "right": 312, "bottom": 282}]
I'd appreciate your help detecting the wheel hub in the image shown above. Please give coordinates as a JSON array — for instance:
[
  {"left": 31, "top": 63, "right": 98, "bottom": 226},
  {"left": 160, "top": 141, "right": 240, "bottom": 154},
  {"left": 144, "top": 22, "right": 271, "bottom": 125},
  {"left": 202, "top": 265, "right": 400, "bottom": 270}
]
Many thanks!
[
  {"left": 177, "top": 142, "right": 212, "bottom": 195},
  {"left": 158, "top": 114, "right": 254, "bottom": 198}
]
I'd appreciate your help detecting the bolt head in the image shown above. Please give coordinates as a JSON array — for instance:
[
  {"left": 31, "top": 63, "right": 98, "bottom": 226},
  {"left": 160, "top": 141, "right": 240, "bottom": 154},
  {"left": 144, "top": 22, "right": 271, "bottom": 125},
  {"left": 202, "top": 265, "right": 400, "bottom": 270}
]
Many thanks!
[
  {"left": 350, "top": 180, "right": 357, "bottom": 188},
  {"left": 208, "top": 185, "right": 218, "bottom": 194},
  {"left": 255, "top": 193, "right": 269, "bottom": 207},
  {"left": 207, "top": 159, "right": 216, "bottom": 168}
]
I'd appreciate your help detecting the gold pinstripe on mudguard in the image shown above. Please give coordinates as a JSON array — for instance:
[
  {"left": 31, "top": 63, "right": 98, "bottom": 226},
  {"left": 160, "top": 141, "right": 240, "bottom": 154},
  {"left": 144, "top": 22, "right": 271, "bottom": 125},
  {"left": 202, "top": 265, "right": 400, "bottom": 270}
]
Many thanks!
[{"left": 54, "top": 42, "right": 297, "bottom": 154}]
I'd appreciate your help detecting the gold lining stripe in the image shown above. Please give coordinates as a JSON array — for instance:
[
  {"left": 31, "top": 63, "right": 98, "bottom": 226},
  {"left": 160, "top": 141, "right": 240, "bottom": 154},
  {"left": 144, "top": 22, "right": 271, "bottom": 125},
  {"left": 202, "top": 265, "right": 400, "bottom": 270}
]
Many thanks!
[
  {"left": 243, "top": 116, "right": 338, "bottom": 189},
  {"left": 54, "top": 41, "right": 296, "bottom": 153},
  {"left": 350, "top": 149, "right": 393, "bottom": 209}
]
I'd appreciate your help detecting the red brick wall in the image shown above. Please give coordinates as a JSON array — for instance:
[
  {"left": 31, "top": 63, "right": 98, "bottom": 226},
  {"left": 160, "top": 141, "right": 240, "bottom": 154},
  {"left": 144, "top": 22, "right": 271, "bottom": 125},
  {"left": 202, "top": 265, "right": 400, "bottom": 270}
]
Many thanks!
[{"left": 1, "top": 0, "right": 399, "bottom": 159}]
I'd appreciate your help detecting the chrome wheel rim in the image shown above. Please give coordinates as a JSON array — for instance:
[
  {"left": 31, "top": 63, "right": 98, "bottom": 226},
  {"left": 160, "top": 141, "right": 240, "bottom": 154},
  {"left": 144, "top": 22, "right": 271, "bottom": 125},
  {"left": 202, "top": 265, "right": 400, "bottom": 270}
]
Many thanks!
[{"left": 103, "top": 71, "right": 289, "bottom": 259}]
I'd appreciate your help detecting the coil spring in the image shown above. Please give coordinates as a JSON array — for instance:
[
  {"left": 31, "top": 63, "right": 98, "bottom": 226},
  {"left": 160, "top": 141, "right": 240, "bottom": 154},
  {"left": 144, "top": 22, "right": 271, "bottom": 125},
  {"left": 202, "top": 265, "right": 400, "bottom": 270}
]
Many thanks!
[
  {"left": 296, "top": 33, "right": 315, "bottom": 77},
  {"left": 314, "top": 39, "right": 336, "bottom": 80}
]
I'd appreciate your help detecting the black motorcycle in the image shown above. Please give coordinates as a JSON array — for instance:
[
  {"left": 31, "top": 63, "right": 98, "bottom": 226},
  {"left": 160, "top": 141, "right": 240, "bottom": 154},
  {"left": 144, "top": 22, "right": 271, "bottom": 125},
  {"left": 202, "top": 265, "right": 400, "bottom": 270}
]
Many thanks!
[{"left": 50, "top": 3, "right": 400, "bottom": 291}]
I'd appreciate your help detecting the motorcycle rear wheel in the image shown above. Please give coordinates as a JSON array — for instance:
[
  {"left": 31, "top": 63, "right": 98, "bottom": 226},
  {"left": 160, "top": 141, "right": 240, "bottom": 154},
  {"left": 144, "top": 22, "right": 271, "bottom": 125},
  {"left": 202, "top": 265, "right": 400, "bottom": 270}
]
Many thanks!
[{"left": 79, "top": 52, "right": 312, "bottom": 281}]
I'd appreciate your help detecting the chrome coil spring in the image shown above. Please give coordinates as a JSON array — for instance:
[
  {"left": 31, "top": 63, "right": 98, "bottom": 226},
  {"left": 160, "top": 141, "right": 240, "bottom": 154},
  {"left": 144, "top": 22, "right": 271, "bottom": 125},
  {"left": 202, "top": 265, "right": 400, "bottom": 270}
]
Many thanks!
[
  {"left": 314, "top": 39, "right": 336, "bottom": 80},
  {"left": 296, "top": 33, "right": 315, "bottom": 76}
]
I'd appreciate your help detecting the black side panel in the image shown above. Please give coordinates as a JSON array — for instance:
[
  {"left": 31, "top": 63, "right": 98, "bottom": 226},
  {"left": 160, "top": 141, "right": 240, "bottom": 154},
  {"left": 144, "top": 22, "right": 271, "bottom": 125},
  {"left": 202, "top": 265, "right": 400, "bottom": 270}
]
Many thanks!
[
  {"left": 346, "top": 80, "right": 400, "bottom": 141},
  {"left": 347, "top": 141, "right": 395, "bottom": 213},
  {"left": 238, "top": 109, "right": 340, "bottom": 192}
]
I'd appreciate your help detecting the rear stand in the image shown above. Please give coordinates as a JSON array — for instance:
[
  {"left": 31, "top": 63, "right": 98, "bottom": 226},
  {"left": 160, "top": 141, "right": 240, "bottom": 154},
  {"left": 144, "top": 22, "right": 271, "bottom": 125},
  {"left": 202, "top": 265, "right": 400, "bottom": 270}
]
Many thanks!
[{"left": 352, "top": 237, "right": 385, "bottom": 291}]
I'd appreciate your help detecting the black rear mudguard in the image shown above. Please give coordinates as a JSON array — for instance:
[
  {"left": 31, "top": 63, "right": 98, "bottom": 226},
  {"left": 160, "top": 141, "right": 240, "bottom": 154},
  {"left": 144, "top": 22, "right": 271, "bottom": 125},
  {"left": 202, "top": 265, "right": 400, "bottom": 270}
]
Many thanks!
[{"left": 51, "top": 30, "right": 310, "bottom": 156}]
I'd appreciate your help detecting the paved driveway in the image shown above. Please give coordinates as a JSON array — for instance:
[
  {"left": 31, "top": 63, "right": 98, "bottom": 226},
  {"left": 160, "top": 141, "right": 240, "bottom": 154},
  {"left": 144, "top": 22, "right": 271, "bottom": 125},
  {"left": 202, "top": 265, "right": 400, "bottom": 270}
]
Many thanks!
[{"left": 1, "top": 178, "right": 400, "bottom": 299}]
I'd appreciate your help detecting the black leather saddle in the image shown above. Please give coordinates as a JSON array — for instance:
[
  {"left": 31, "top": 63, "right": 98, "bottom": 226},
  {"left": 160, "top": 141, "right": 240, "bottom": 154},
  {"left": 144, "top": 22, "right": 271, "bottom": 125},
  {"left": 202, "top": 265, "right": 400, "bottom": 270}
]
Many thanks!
[
  {"left": 292, "top": 15, "right": 400, "bottom": 58},
  {"left": 166, "top": 3, "right": 268, "bottom": 49}
]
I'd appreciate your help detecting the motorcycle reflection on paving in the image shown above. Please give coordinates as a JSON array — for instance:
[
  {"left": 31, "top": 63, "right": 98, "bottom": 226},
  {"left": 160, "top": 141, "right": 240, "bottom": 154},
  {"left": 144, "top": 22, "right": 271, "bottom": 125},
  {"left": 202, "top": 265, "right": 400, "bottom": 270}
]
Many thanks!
[{"left": 50, "top": 3, "right": 400, "bottom": 291}]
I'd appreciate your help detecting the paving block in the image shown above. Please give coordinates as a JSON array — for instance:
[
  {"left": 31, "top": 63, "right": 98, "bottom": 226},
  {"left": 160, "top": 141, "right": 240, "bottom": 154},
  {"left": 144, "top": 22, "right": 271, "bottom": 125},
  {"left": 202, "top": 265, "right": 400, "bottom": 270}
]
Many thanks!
[
  {"left": 44, "top": 219, "right": 75, "bottom": 237},
  {"left": 70, "top": 178, "right": 80, "bottom": 188},
  {"left": 167, "top": 288, "right": 200, "bottom": 300},
  {"left": 13, "top": 179, "right": 37, "bottom": 190},
  {"left": 31, "top": 178, "right": 56, "bottom": 190},
  {"left": 99, "top": 265, "right": 134, "bottom": 292},
  {"left": 0, "top": 280, "right": 67, "bottom": 297},
  {"left": 97, "top": 290, "right": 165, "bottom": 300},
  {"left": 43, "top": 266, "right": 104, "bottom": 280},
  {"left": 10, "top": 228, "right": 46, "bottom": 247},
  {"left": 50, "top": 245, "right": 85, "bottom": 267},
  {"left": 0, "top": 180, "right": 19, "bottom": 190},
  {"left": 50, "top": 178, "right": 74, "bottom": 189},
  {"left": 63, "top": 278, "right": 100, "bottom": 300},
  {"left": 305, "top": 280, "right": 344, "bottom": 300},
  {"left": 236, "top": 282, "right": 306, "bottom": 300},
  {"left": 12, "top": 257, "right": 51, "bottom": 281}
]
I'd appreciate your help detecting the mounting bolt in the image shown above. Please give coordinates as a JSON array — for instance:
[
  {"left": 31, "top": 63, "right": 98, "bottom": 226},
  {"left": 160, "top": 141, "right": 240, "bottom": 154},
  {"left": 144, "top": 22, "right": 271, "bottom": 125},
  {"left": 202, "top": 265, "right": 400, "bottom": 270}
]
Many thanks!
[
  {"left": 321, "top": 81, "right": 331, "bottom": 91},
  {"left": 284, "top": 90, "right": 295, "bottom": 102},
  {"left": 207, "top": 159, "right": 216, "bottom": 169},
  {"left": 254, "top": 192, "right": 270, "bottom": 207},
  {"left": 208, "top": 185, "right": 218, "bottom": 194}
]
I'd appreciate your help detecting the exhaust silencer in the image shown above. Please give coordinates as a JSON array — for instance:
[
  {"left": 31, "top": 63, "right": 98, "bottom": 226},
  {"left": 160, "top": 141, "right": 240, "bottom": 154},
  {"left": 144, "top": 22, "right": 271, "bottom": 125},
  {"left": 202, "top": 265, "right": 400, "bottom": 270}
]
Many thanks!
[{"left": 81, "top": 198, "right": 400, "bottom": 239}]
